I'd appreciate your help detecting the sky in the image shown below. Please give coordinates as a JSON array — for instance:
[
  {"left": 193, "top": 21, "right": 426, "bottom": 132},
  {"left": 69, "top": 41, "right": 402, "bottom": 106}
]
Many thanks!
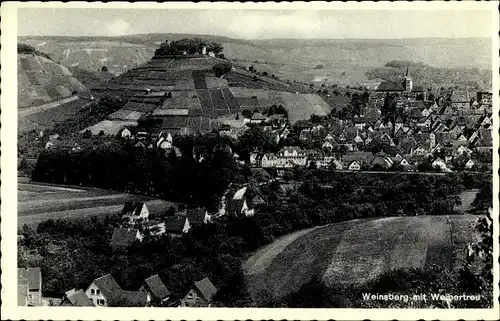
[{"left": 17, "top": 7, "right": 493, "bottom": 39}]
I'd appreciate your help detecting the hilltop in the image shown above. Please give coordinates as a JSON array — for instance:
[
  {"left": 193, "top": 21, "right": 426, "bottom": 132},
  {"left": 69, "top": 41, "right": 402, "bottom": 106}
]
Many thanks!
[{"left": 244, "top": 215, "right": 482, "bottom": 302}]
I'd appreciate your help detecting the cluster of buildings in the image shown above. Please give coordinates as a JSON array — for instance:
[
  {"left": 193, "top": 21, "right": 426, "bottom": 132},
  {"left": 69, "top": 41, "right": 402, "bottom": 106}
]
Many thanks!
[
  {"left": 250, "top": 70, "right": 493, "bottom": 173},
  {"left": 19, "top": 268, "right": 218, "bottom": 307},
  {"left": 110, "top": 186, "right": 266, "bottom": 249}
]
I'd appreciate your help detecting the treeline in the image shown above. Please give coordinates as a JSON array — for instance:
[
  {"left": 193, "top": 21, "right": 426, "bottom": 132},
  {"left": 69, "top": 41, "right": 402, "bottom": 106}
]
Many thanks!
[
  {"left": 32, "top": 134, "right": 244, "bottom": 211},
  {"left": 18, "top": 43, "right": 52, "bottom": 61},
  {"left": 154, "top": 38, "right": 224, "bottom": 57}
]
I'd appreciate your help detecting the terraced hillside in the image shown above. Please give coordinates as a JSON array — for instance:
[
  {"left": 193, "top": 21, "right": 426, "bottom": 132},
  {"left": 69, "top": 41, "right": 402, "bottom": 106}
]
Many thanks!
[
  {"left": 21, "top": 39, "right": 155, "bottom": 75},
  {"left": 244, "top": 215, "right": 481, "bottom": 301},
  {"left": 18, "top": 54, "right": 87, "bottom": 109}
]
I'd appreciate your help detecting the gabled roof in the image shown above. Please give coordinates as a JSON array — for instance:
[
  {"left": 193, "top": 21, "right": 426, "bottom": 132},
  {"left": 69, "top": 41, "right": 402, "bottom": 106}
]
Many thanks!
[
  {"left": 251, "top": 112, "right": 266, "bottom": 120},
  {"left": 120, "top": 290, "right": 150, "bottom": 306},
  {"left": 407, "top": 107, "right": 423, "bottom": 119},
  {"left": 18, "top": 267, "right": 41, "bottom": 291},
  {"left": 376, "top": 81, "right": 405, "bottom": 92},
  {"left": 64, "top": 289, "right": 95, "bottom": 306},
  {"left": 144, "top": 274, "right": 170, "bottom": 301},
  {"left": 91, "top": 274, "right": 122, "bottom": 300},
  {"left": 121, "top": 201, "right": 146, "bottom": 217},
  {"left": 186, "top": 208, "right": 208, "bottom": 225},
  {"left": 165, "top": 216, "right": 189, "bottom": 233},
  {"left": 193, "top": 277, "right": 217, "bottom": 302},
  {"left": 342, "top": 152, "right": 373, "bottom": 164},
  {"left": 226, "top": 199, "right": 245, "bottom": 214},
  {"left": 110, "top": 228, "right": 140, "bottom": 248}
]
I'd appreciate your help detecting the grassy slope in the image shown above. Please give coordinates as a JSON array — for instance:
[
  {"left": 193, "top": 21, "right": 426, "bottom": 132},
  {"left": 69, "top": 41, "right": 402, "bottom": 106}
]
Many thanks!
[{"left": 244, "top": 215, "right": 479, "bottom": 301}]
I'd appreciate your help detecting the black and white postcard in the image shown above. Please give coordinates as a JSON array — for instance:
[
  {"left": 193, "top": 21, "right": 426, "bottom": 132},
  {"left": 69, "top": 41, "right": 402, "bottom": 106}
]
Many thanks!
[{"left": 1, "top": 2, "right": 498, "bottom": 320}]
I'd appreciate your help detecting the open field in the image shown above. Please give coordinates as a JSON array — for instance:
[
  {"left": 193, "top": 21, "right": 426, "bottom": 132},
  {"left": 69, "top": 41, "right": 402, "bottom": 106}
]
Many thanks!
[
  {"left": 21, "top": 39, "right": 155, "bottom": 76},
  {"left": 18, "top": 181, "right": 177, "bottom": 228},
  {"left": 244, "top": 215, "right": 481, "bottom": 301}
]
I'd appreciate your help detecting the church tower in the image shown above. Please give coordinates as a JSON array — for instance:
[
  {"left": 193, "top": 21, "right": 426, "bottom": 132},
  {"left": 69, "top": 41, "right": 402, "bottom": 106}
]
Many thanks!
[{"left": 404, "top": 66, "right": 413, "bottom": 93}]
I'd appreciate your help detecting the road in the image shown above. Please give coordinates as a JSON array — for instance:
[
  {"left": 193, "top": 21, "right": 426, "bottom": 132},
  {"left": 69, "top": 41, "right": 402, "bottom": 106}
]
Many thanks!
[{"left": 18, "top": 95, "right": 80, "bottom": 117}]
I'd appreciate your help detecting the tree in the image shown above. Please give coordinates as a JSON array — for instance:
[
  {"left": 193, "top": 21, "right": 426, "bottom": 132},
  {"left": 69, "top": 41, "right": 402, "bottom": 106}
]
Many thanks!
[
  {"left": 212, "top": 63, "right": 232, "bottom": 78},
  {"left": 101, "top": 66, "right": 108, "bottom": 72},
  {"left": 460, "top": 208, "right": 493, "bottom": 307}
]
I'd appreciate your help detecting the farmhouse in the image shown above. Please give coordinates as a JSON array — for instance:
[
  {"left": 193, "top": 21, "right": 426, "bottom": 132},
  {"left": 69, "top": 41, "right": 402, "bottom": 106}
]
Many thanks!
[{"left": 180, "top": 277, "right": 217, "bottom": 307}]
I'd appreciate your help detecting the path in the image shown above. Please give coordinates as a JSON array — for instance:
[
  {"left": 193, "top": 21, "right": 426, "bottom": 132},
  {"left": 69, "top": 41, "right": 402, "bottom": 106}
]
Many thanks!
[{"left": 18, "top": 95, "right": 80, "bottom": 117}]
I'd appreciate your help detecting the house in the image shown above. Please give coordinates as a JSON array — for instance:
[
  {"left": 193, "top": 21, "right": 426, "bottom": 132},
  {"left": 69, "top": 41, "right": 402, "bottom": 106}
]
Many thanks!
[
  {"left": 249, "top": 112, "right": 266, "bottom": 124},
  {"left": 322, "top": 140, "right": 334, "bottom": 150},
  {"left": 60, "top": 289, "right": 95, "bottom": 306},
  {"left": 412, "top": 145, "right": 429, "bottom": 156},
  {"left": 330, "top": 159, "right": 343, "bottom": 170},
  {"left": 225, "top": 198, "right": 254, "bottom": 217},
  {"left": 465, "top": 159, "right": 476, "bottom": 170},
  {"left": 180, "top": 277, "right": 217, "bottom": 307},
  {"left": 261, "top": 153, "right": 277, "bottom": 168},
  {"left": 18, "top": 267, "right": 42, "bottom": 306},
  {"left": 186, "top": 208, "right": 211, "bottom": 226},
  {"left": 347, "top": 161, "right": 361, "bottom": 171},
  {"left": 121, "top": 202, "right": 149, "bottom": 224},
  {"left": 157, "top": 136, "right": 172, "bottom": 149},
  {"left": 396, "top": 157, "right": 412, "bottom": 169},
  {"left": 371, "top": 154, "right": 393, "bottom": 169},
  {"left": 120, "top": 127, "right": 132, "bottom": 139},
  {"left": 140, "top": 275, "right": 171, "bottom": 305},
  {"left": 45, "top": 141, "right": 55, "bottom": 150},
  {"left": 110, "top": 228, "right": 143, "bottom": 249},
  {"left": 456, "top": 145, "right": 472, "bottom": 156},
  {"left": 86, "top": 274, "right": 123, "bottom": 307},
  {"left": 380, "top": 133, "right": 395, "bottom": 146},
  {"left": 86, "top": 274, "right": 150, "bottom": 307},
  {"left": 394, "top": 116, "right": 404, "bottom": 131},
  {"left": 165, "top": 216, "right": 191, "bottom": 236},
  {"left": 432, "top": 157, "right": 448, "bottom": 172}
]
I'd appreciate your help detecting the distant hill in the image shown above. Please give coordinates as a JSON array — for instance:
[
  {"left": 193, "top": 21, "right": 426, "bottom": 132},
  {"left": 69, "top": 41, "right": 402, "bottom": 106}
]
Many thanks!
[
  {"left": 19, "top": 36, "right": 492, "bottom": 86},
  {"left": 19, "top": 38, "right": 155, "bottom": 75},
  {"left": 18, "top": 53, "right": 87, "bottom": 109},
  {"left": 244, "top": 215, "right": 482, "bottom": 302}
]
